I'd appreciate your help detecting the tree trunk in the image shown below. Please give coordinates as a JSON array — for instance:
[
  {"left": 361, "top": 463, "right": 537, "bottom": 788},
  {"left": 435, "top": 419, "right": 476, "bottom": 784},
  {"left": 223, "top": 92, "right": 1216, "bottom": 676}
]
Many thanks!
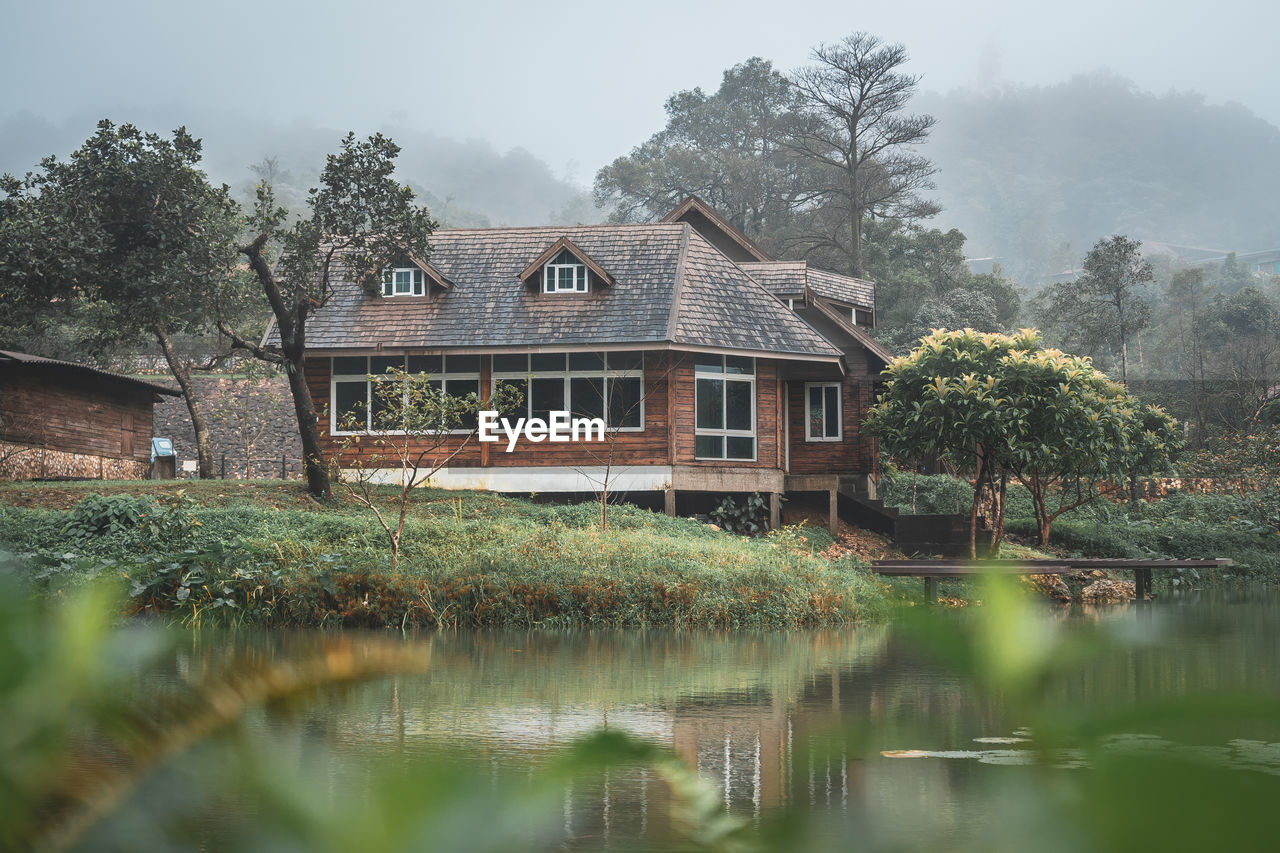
[
  {"left": 282, "top": 341, "right": 331, "bottom": 499},
  {"left": 968, "top": 451, "right": 985, "bottom": 560},
  {"left": 154, "top": 325, "right": 215, "bottom": 478}
]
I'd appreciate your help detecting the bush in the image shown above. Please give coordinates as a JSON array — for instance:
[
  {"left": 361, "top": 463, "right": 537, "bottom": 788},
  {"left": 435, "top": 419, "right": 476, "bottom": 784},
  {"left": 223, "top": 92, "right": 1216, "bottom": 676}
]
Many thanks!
[
  {"left": 710, "top": 493, "right": 769, "bottom": 536},
  {"left": 879, "top": 470, "right": 972, "bottom": 514}
]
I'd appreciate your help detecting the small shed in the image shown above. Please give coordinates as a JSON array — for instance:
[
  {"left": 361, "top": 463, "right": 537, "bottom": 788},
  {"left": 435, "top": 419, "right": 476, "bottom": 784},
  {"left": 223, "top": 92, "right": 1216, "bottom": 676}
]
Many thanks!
[{"left": 0, "top": 350, "right": 181, "bottom": 480}]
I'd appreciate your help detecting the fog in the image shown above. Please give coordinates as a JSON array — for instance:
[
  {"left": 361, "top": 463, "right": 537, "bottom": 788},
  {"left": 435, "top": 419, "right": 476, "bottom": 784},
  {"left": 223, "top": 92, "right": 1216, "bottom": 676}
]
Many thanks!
[{"left": 3, "top": 0, "right": 1278, "bottom": 251}]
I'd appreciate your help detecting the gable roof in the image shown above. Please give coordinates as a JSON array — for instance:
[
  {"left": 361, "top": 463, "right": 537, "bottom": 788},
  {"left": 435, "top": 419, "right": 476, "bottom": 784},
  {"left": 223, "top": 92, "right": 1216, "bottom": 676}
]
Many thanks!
[
  {"left": 0, "top": 350, "right": 181, "bottom": 397},
  {"left": 660, "top": 195, "right": 772, "bottom": 263},
  {"left": 517, "top": 236, "right": 615, "bottom": 288},
  {"left": 740, "top": 261, "right": 875, "bottom": 310},
  {"left": 403, "top": 254, "right": 453, "bottom": 291},
  {"left": 808, "top": 298, "right": 893, "bottom": 366},
  {"left": 295, "top": 223, "right": 842, "bottom": 361}
]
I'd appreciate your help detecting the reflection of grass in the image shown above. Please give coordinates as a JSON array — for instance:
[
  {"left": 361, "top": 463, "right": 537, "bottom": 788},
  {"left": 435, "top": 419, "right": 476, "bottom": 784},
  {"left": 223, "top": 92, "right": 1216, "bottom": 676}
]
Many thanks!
[
  {"left": 187, "top": 627, "right": 890, "bottom": 743},
  {"left": 6, "top": 555, "right": 1280, "bottom": 850}
]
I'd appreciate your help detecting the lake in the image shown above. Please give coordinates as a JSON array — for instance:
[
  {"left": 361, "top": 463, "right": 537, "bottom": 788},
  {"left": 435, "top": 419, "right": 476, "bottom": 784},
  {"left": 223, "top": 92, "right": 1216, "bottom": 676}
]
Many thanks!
[{"left": 106, "top": 586, "right": 1280, "bottom": 850}]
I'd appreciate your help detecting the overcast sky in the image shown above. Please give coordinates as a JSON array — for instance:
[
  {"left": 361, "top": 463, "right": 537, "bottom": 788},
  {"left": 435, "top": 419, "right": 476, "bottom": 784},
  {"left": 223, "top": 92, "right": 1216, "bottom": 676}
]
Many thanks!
[{"left": 3, "top": 0, "right": 1278, "bottom": 184}]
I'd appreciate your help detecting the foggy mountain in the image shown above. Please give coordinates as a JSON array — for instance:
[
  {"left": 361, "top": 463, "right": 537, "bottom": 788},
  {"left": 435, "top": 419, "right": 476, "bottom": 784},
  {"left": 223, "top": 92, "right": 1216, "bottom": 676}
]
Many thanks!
[
  {"left": 918, "top": 74, "right": 1280, "bottom": 283},
  {"left": 0, "top": 110, "right": 599, "bottom": 229}
]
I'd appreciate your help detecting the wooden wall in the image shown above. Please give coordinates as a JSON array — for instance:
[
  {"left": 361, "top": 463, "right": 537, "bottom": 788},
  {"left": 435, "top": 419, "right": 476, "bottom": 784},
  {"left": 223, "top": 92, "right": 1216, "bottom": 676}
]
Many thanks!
[
  {"left": 309, "top": 352, "right": 810, "bottom": 474},
  {"left": 786, "top": 352, "right": 878, "bottom": 478},
  {"left": 0, "top": 367, "right": 155, "bottom": 466},
  {"left": 308, "top": 353, "right": 677, "bottom": 471}
]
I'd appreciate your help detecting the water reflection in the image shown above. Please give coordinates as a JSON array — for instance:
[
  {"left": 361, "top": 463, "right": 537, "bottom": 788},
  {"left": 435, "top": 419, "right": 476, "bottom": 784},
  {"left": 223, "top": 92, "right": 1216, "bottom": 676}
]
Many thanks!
[{"left": 152, "top": 590, "right": 1280, "bottom": 849}]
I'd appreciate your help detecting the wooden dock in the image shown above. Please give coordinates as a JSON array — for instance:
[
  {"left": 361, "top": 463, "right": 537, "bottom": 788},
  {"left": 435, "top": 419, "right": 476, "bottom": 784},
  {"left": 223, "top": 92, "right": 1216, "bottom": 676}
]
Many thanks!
[{"left": 871, "top": 558, "right": 1233, "bottom": 603}]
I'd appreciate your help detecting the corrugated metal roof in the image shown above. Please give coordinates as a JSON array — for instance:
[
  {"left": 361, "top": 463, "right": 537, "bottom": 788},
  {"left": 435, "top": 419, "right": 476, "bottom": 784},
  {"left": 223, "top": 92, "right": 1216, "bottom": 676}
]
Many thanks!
[{"left": 0, "top": 350, "right": 182, "bottom": 396}]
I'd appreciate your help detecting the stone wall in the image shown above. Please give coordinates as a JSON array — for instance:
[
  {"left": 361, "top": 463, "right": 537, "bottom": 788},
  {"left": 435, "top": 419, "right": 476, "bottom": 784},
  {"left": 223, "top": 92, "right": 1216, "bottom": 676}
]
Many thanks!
[
  {"left": 0, "top": 441, "right": 148, "bottom": 480},
  {"left": 152, "top": 376, "right": 302, "bottom": 479}
]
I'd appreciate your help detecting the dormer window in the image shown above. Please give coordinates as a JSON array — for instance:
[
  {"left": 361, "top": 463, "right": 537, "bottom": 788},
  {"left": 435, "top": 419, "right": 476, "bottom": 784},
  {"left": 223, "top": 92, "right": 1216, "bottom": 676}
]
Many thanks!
[
  {"left": 382, "top": 265, "right": 426, "bottom": 297},
  {"left": 543, "top": 249, "right": 588, "bottom": 293},
  {"left": 379, "top": 255, "right": 452, "bottom": 298}
]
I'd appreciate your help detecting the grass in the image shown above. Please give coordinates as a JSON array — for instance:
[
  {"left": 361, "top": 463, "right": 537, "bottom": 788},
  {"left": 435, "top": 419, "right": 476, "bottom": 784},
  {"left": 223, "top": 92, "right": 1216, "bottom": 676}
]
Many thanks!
[{"left": 0, "top": 480, "right": 890, "bottom": 629}]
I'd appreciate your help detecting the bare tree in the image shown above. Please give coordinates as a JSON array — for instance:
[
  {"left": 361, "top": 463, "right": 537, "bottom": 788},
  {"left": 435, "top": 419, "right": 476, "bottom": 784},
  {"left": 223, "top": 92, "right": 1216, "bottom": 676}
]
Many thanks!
[
  {"left": 330, "top": 367, "right": 521, "bottom": 571},
  {"left": 787, "top": 33, "right": 938, "bottom": 278},
  {"left": 569, "top": 355, "right": 677, "bottom": 529}
]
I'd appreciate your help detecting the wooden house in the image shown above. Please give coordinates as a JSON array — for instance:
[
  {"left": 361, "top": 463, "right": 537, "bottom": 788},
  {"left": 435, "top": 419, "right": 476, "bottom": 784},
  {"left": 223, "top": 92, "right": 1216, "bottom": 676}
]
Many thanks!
[
  {"left": 0, "top": 350, "right": 181, "bottom": 480},
  {"left": 294, "top": 198, "right": 890, "bottom": 529}
]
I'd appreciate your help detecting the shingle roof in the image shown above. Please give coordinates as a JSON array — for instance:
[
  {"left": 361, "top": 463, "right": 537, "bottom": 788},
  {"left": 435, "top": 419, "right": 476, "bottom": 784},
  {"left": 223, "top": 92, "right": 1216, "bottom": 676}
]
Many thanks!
[
  {"left": 740, "top": 261, "right": 875, "bottom": 309},
  {"left": 293, "top": 223, "right": 842, "bottom": 359},
  {"left": 0, "top": 350, "right": 181, "bottom": 396}
]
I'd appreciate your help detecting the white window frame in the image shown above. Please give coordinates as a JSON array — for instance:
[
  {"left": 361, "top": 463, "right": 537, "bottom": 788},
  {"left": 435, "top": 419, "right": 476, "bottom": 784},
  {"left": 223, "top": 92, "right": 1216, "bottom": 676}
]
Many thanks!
[
  {"left": 694, "top": 356, "right": 756, "bottom": 462},
  {"left": 543, "top": 250, "right": 589, "bottom": 294},
  {"left": 804, "top": 381, "right": 843, "bottom": 442},
  {"left": 491, "top": 352, "right": 646, "bottom": 431},
  {"left": 381, "top": 266, "right": 426, "bottom": 297},
  {"left": 330, "top": 356, "right": 481, "bottom": 436}
]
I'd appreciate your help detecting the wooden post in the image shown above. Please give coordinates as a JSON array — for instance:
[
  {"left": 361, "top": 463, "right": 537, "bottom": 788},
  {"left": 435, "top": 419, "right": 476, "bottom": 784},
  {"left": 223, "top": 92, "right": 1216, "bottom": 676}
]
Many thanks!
[
  {"left": 769, "top": 492, "right": 781, "bottom": 531},
  {"left": 664, "top": 488, "right": 676, "bottom": 517},
  {"left": 924, "top": 576, "right": 939, "bottom": 605},
  {"left": 1134, "top": 567, "right": 1153, "bottom": 604},
  {"left": 828, "top": 488, "right": 838, "bottom": 536}
]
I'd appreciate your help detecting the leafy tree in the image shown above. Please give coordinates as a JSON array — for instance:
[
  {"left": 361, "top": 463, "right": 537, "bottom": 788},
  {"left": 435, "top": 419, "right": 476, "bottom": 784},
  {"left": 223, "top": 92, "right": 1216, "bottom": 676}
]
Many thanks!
[
  {"left": 877, "top": 288, "right": 1003, "bottom": 354},
  {"left": 866, "top": 329, "right": 1034, "bottom": 556},
  {"left": 594, "top": 57, "right": 802, "bottom": 243},
  {"left": 1035, "top": 235, "right": 1153, "bottom": 383},
  {"left": 0, "top": 121, "right": 246, "bottom": 477},
  {"left": 867, "top": 329, "right": 1180, "bottom": 554},
  {"left": 787, "top": 32, "right": 938, "bottom": 278},
  {"left": 219, "top": 133, "right": 436, "bottom": 499},
  {"left": 998, "top": 347, "right": 1180, "bottom": 544}
]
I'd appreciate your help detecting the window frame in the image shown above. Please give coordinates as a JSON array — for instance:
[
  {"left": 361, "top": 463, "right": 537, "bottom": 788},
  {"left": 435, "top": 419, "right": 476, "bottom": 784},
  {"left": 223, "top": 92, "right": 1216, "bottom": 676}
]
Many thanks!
[
  {"left": 693, "top": 356, "right": 756, "bottom": 462},
  {"left": 804, "top": 381, "right": 843, "bottom": 442},
  {"left": 381, "top": 265, "right": 426, "bottom": 298},
  {"left": 542, "top": 249, "right": 589, "bottom": 294},
  {"left": 330, "top": 355, "right": 482, "bottom": 436},
  {"left": 490, "top": 352, "right": 646, "bottom": 432}
]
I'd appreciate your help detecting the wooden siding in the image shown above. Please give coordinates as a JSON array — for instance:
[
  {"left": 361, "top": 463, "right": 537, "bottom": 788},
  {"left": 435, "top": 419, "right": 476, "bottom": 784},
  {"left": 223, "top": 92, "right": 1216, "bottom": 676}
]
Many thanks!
[
  {"left": 307, "top": 352, "right": 831, "bottom": 478},
  {"left": 670, "top": 359, "right": 780, "bottom": 469},
  {"left": 0, "top": 368, "right": 155, "bottom": 465},
  {"left": 786, "top": 355, "right": 878, "bottom": 478},
  {"left": 310, "top": 353, "right": 676, "bottom": 471}
]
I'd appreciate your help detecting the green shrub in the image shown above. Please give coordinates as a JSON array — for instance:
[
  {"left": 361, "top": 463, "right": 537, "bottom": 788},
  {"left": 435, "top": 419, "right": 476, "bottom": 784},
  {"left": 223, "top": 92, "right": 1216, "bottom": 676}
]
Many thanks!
[
  {"left": 710, "top": 492, "right": 768, "bottom": 536},
  {"left": 879, "top": 470, "right": 972, "bottom": 515},
  {"left": 61, "top": 493, "right": 153, "bottom": 540}
]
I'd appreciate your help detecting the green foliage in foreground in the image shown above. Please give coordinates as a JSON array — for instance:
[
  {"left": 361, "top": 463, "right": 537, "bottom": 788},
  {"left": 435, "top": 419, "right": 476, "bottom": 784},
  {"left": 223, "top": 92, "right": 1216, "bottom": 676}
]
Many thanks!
[
  {"left": 5, "top": 557, "right": 1280, "bottom": 851},
  {"left": 0, "top": 485, "right": 887, "bottom": 628}
]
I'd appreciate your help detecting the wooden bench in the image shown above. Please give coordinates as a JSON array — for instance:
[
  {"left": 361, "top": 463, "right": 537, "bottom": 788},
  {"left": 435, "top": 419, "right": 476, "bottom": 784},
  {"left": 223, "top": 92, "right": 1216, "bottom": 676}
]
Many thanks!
[{"left": 871, "top": 558, "right": 1233, "bottom": 603}]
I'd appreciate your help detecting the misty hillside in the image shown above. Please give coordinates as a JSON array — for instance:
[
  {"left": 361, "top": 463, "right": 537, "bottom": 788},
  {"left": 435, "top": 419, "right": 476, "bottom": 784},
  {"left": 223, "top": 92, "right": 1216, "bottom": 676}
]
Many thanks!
[
  {"left": 0, "top": 111, "right": 599, "bottom": 228},
  {"left": 919, "top": 74, "right": 1280, "bottom": 282}
]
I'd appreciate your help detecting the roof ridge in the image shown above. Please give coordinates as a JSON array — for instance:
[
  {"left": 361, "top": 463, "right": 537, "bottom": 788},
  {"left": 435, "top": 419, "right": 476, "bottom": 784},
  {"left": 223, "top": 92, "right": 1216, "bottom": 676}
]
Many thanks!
[
  {"left": 666, "top": 223, "right": 692, "bottom": 340},
  {"left": 435, "top": 222, "right": 687, "bottom": 236}
]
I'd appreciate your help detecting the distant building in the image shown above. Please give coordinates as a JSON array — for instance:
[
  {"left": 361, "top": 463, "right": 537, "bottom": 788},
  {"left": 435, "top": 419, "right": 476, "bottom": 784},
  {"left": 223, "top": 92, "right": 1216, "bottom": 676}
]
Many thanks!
[{"left": 0, "top": 350, "right": 180, "bottom": 480}]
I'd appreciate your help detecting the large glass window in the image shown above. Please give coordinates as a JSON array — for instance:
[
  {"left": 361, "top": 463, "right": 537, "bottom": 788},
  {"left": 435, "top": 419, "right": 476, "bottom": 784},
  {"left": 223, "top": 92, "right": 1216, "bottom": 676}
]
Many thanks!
[
  {"left": 330, "top": 355, "right": 481, "bottom": 434},
  {"left": 694, "top": 356, "right": 755, "bottom": 461},
  {"left": 543, "top": 248, "right": 588, "bottom": 293},
  {"left": 805, "top": 382, "right": 842, "bottom": 442},
  {"left": 492, "top": 351, "right": 645, "bottom": 430}
]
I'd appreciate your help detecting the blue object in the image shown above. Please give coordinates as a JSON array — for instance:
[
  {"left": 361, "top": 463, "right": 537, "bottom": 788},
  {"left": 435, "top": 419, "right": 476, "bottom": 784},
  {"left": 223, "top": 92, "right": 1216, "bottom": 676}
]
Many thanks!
[{"left": 150, "top": 437, "right": 175, "bottom": 464}]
